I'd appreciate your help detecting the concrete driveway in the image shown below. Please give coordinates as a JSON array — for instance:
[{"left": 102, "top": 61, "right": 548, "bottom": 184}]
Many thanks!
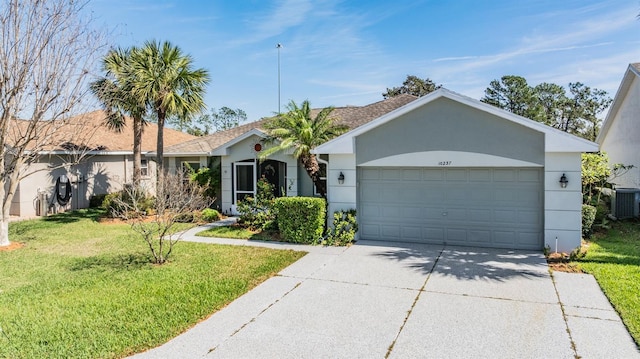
[{"left": 132, "top": 237, "right": 639, "bottom": 359}]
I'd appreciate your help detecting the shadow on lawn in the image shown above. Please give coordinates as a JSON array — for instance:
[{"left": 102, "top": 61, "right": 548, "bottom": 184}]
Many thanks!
[
  {"left": 69, "top": 252, "right": 151, "bottom": 271},
  {"left": 43, "top": 208, "right": 104, "bottom": 224}
]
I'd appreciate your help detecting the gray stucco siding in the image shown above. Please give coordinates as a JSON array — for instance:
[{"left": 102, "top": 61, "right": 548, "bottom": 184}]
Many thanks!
[{"left": 355, "top": 97, "right": 544, "bottom": 166}]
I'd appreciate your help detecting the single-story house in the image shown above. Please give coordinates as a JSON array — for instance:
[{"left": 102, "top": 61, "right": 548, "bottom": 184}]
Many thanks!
[
  {"left": 597, "top": 63, "right": 640, "bottom": 188},
  {"left": 165, "top": 90, "right": 596, "bottom": 253},
  {"left": 10, "top": 110, "right": 195, "bottom": 217},
  {"left": 314, "top": 89, "right": 597, "bottom": 253}
]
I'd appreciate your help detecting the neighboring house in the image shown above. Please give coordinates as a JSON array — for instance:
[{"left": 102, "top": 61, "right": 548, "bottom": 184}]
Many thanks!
[
  {"left": 315, "top": 89, "right": 597, "bottom": 253},
  {"left": 10, "top": 110, "right": 195, "bottom": 217},
  {"left": 164, "top": 94, "right": 418, "bottom": 214},
  {"left": 597, "top": 63, "right": 640, "bottom": 189}
]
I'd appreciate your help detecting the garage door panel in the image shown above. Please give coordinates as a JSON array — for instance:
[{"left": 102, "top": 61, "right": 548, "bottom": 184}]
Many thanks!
[
  {"left": 381, "top": 225, "right": 400, "bottom": 238},
  {"left": 423, "top": 169, "right": 445, "bottom": 180},
  {"left": 469, "top": 230, "right": 492, "bottom": 244},
  {"left": 518, "top": 232, "right": 541, "bottom": 246},
  {"left": 469, "top": 209, "right": 492, "bottom": 222},
  {"left": 446, "top": 169, "right": 468, "bottom": 181},
  {"left": 359, "top": 167, "right": 542, "bottom": 250},
  {"left": 494, "top": 231, "right": 517, "bottom": 244},
  {"left": 403, "top": 226, "right": 422, "bottom": 239},
  {"left": 519, "top": 169, "right": 542, "bottom": 181},
  {"left": 469, "top": 169, "right": 492, "bottom": 181},
  {"left": 494, "top": 169, "right": 517, "bottom": 181},
  {"left": 423, "top": 227, "right": 445, "bottom": 241},
  {"left": 382, "top": 169, "right": 401, "bottom": 180}
]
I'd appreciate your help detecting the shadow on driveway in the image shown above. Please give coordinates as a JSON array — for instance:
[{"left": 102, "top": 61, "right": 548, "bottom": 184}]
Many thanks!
[{"left": 359, "top": 240, "right": 548, "bottom": 282}]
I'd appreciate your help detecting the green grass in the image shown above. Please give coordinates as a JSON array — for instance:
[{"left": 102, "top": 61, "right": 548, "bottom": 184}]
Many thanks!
[
  {"left": 196, "top": 225, "right": 280, "bottom": 241},
  {"left": 575, "top": 221, "right": 640, "bottom": 345},
  {"left": 0, "top": 209, "right": 306, "bottom": 359}
]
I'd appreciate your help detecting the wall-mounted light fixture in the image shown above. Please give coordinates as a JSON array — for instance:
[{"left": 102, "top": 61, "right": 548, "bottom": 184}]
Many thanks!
[
  {"left": 559, "top": 173, "right": 568, "bottom": 188},
  {"left": 338, "top": 172, "right": 345, "bottom": 185}
]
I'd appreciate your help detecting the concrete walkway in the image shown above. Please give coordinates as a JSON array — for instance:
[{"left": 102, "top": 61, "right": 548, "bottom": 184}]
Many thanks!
[{"left": 131, "top": 221, "right": 639, "bottom": 358}]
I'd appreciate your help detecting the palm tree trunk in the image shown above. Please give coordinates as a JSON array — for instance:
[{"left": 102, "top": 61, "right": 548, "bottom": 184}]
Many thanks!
[
  {"left": 301, "top": 154, "right": 326, "bottom": 199},
  {"left": 132, "top": 115, "right": 143, "bottom": 186},
  {"left": 156, "top": 107, "right": 166, "bottom": 190}
]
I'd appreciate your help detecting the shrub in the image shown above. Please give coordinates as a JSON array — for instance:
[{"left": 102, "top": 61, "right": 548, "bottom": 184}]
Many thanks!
[
  {"left": 237, "top": 177, "right": 276, "bottom": 230},
  {"left": 201, "top": 208, "right": 220, "bottom": 222},
  {"left": 188, "top": 166, "right": 219, "bottom": 200},
  {"left": 582, "top": 204, "right": 597, "bottom": 238},
  {"left": 274, "top": 197, "right": 326, "bottom": 244},
  {"left": 102, "top": 187, "right": 154, "bottom": 218},
  {"left": 89, "top": 194, "right": 107, "bottom": 208},
  {"left": 324, "top": 209, "right": 358, "bottom": 246}
]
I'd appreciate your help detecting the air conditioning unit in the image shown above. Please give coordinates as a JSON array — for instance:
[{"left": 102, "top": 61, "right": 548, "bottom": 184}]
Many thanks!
[{"left": 611, "top": 188, "right": 640, "bottom": 219}]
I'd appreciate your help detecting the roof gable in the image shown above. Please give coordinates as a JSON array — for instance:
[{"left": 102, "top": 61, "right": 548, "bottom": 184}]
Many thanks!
[
  {"left": 596, "top": 63, "right": 640, "bottom": 144},
  {"left": 314, "top": 89, "right": 598, "bottom": 154}
]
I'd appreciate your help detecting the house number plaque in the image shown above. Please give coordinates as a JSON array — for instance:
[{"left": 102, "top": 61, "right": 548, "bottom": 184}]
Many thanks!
[{"left": 438, "top": 161, "right": 452, "bottom": 166}]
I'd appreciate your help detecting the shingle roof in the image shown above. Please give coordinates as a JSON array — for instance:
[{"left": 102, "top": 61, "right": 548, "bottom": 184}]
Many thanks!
[
  {"left": 165, "top": 94, "right": 418, "bottom": 155},
  {"left": 11, "top": 110, "right": 196, "bottom": 152}
]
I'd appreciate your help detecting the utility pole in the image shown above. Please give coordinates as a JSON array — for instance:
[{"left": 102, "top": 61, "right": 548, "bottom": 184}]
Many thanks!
[{"left": 276, "top": 43, "right": 282, "bottom": 114}]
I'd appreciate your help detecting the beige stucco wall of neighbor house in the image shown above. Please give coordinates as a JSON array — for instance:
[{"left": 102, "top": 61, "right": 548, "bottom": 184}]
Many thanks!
[
  {"left": 600, "top": 76, "right": 640, "bottom": 189},
  {"left": 13, "top": 153, "right": 157, "bottom": 218},
  {"left": 220, "top": 134, "right": 298, "bottom": 215},
  {"left": 544, "top": 152, "right": 583, "bottom": 253}
]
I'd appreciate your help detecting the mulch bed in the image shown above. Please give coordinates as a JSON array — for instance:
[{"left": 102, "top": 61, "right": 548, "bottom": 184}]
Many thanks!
[
  {"left": 0, "top": 242, "right": 25, "bottom": 252},
  {"left": 546, "top": 252, "right": 583, "bottom": 273}
]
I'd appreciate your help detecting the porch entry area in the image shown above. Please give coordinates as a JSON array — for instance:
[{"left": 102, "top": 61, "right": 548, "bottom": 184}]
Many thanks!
[{"left": 231, "top": 159, "right": 286, "bottom": 214}]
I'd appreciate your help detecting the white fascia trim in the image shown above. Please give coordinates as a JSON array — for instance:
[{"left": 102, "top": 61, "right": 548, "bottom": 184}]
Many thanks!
[
  {"left": 596, "top": 64, "right": 639, "bottom": 144},
  {"left": 39, "top": 150, "right": 134, "bottom": 155},
  {"left": 163, "top": 152, "right": 210, "bottom": 157},
  {"left": 210, "top": 128, "right": 267, "bottom": 156},
  {"left": 358, "top": 151, "right": 544, "bottom": 167},
  {"left": 314, "top": 88, "right": 599, "bottom": 154}
]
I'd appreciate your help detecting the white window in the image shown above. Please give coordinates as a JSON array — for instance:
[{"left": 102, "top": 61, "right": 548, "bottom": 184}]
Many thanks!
[{"left": 140, "top": 159, "right": 148, "bottom": 177}]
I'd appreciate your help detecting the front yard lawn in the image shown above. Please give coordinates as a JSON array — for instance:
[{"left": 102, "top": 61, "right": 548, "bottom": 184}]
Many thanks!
[
  {"left": 197, "top": 225, "right": 280, "bottom": 241},
  {"left": 0, "top": 210, "right": 305, "bottom": 359},
  {"left": 575, "top": 221, "right": 640, "bottom": 345}
]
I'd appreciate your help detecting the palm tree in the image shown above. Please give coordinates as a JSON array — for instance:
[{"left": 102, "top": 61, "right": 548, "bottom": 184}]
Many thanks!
[
  {"left": 261, "top": 100, "right": 348, "bottom": 198},
  {"left": 90, "top": 47, "right": 147, "bottom": 186},
  {"left": 128, "top": 40, "right": 209, "bottom": 184}
]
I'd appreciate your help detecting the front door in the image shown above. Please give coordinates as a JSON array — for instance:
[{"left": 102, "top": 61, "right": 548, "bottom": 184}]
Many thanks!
[{"left": 232, "top": 162, "right": 256, "bottom": 214}]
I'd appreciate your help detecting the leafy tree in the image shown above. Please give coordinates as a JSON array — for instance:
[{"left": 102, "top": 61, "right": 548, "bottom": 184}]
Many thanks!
[
  {"left": 181, "top": 106, "right": 247, "bottom": 135},
  {"left": 581, "top": 152, "right": 634, "bottom": 205},
  {"left": 128, "top": 40, "right": 210, "bottom": 184},
  {"left": 383, "top": 75, "right": 442, "bottom": 99},
  {"left": 567, "top": 83, "right": 612, "bottom": 141},
  {"left": 481, "top": 75, "right": 540, "bottom": 119},
  {"left": 482, "top": 76, "right": 612, "bottom": 140},
  {"left": 91, "top": 48, "right": 148, "bottom": 185},
  {"left": 260, "top": 100, "right": 349, "bottom": 198},
  {"left": 533, "top": 82, "right": 568, "bottom": 127},
  {"left": 0, "top": 0, "right": 105, "bottom": 246}
]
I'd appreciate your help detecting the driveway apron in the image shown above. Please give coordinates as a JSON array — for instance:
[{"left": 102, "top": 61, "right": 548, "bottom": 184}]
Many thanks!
[{"left": 132, "top": 238, "right": 636, "bottom": 358}]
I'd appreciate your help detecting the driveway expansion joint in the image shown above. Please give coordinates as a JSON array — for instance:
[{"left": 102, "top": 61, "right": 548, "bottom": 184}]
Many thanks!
[
  {"left": 385, "top": 246, "right": 445, "bottom": 358},
  {"left": 207, "top": 280, "right": 303, "bottom": 354}
]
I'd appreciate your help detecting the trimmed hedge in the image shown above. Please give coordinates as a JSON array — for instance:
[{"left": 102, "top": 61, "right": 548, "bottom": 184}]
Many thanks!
[
  {"left": 274, "top": 197, "right": 326, "bottom": 244},
  {"left": 582, "top": 204, "right": 597, "bottom": 238}
]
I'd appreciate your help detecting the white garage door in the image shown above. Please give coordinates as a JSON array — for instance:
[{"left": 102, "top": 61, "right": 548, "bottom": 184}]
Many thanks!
[{"left": 359, "top": 167, "right": 543, "bottom": 250}]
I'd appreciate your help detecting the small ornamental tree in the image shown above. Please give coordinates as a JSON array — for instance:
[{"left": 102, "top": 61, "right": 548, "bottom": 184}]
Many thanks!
[{"left": 113, "top": 172, "right": 212, "bottom": 264}]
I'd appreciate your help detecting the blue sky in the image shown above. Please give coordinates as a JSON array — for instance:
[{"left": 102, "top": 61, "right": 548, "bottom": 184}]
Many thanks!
[{"left": 87, "top": 0, "right": 640, "bottom": 122}]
